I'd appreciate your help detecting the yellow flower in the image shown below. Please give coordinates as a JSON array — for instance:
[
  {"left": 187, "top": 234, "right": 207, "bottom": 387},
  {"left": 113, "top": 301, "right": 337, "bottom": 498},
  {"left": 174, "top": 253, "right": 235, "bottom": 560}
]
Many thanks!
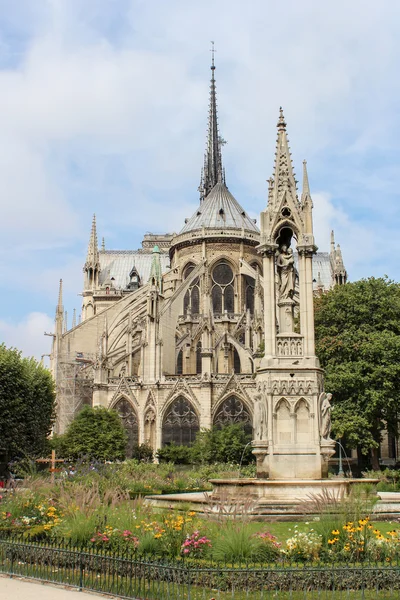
[
  {"left": 331, "top": 530, "right": 340, "bottom": 536},
  {"left": 328, "top": 539, "right": 336, "bottom": 545}
]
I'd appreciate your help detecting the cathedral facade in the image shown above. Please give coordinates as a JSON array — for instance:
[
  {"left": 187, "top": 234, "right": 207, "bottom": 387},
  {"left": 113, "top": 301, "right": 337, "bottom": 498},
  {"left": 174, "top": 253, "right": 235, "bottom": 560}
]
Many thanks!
[{"left": 51, "top": 59, "right": 348, "bottom": 465}]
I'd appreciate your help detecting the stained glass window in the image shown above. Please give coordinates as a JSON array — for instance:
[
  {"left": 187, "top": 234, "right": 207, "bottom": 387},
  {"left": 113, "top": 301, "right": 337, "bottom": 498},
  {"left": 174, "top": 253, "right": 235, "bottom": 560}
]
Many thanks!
[
  {"left": 196, "top": 341, "right": 202, "bottom": 374},
  {"left": 213, "top": 396, "right": 252, "bottom": 435},
  {"left": 162, "top": 396, "right": 199, "bottom": 446},
  {"left": 113, "top": 398, "right": 139, "bottom": 458},
  {"left": 212, "top": 262, "right": 235, "bottom": 314},
  {"left": 244, "top": 275, "right": 255, "bottom": 314},
  {"left": 183, "top": 263, "right": 200, "bottom": 315},
  {"left": 177, "top": 350, "right": 183, "bottom": 375},
  {"left": 233, "top": 348, "right": 241, "bottom": 373},
  {"left": 213, "top": 263, "right": 234, "bottom": 285}
]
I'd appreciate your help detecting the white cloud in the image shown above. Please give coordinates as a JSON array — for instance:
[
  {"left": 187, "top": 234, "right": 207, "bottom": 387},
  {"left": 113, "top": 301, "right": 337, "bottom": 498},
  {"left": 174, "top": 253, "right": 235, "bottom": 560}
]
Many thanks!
[
  {"left": 0, "top": 312, "right": 54, "bottom": 360},
  {"left": 0, "top": 0, "right": 400, "bottom": 343}
]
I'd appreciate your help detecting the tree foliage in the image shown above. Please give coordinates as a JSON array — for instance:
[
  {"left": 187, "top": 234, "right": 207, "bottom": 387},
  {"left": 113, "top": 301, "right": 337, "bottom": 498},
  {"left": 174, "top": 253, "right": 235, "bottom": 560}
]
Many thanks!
[
  {"left": 0, "top": 344, "right": 56, "bottom": 459},
  {"left": 157, "top": 424, "right": 254, "bottom": 465},
  {"left": 55, "top": 406, "right": 128, "bottom": 461},
  {"left": 314, "top": 277, "right": 400, "bottom": 464}
]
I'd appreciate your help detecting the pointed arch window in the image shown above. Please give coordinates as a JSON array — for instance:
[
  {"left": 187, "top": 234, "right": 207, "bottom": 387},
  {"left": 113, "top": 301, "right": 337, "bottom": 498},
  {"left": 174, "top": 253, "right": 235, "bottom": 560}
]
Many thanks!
[
  {"left": 244, "top": 275, "right": 255, "bottom": 314},
  {"left": 196, "top": 341, "right": 202, "bottom": 374},
  {"left": 233, "top": 348, "right": 241, "bottom": 373},
  {"left": 213, "top": 395, "right": 252, "bottom": 436},
  {"left": 183, "top": 263, "right": 200, "bottom": 316},
  {"left": 113, "top": 398, "right": 139, "bottom": 458},
  {"left": 162, "top": 396, "right": 199, "bottom": 446},
  {"left": 212, "top": 262, "right": 234, "bottom": 315},
  {"left": 176, "top": 349, "right": 183, "bottom": 375}
]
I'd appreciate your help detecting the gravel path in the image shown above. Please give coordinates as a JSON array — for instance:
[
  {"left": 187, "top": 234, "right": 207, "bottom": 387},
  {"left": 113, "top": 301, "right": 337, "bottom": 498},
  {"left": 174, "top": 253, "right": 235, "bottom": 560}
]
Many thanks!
[{"left": 0, "top": 576, "right": 116, "bottom": 599}]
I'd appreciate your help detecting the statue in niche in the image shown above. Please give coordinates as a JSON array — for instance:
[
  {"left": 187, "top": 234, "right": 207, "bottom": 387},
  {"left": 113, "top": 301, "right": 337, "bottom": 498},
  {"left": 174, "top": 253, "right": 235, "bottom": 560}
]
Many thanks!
[
  {"left": 277, "top": 245, "right": 296, "bottom": 300},
  {"left": 319, "top": 392, "right": 333, "bottom": 440},
  {"left": 253, "top": 389, "right": 268, "bottom": 441}
]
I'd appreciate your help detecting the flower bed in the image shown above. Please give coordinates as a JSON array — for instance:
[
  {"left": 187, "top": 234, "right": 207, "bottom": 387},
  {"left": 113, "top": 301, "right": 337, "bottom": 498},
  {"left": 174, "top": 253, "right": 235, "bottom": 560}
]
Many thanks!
[{"left": 0, "top": 467, "right": 397, "bottom": 565}]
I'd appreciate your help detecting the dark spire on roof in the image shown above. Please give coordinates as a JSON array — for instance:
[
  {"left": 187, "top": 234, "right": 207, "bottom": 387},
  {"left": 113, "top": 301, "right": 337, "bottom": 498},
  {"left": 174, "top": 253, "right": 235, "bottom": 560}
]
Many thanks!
[{"left": 199, "top": 42, "right": 225, "bottom": 202}]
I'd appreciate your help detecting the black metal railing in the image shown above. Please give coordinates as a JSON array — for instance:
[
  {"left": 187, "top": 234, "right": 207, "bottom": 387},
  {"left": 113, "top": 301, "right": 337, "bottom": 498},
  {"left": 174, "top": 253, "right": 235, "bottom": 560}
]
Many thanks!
[{"left": 1, "top": 537, "right": 400, "bottom": 599}]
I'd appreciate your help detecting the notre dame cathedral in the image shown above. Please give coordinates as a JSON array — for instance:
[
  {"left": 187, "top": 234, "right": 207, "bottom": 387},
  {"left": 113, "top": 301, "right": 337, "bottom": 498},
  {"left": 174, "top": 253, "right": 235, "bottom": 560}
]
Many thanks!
[{"left": 50, "top": 56, "right": 348, "bottom": 464}]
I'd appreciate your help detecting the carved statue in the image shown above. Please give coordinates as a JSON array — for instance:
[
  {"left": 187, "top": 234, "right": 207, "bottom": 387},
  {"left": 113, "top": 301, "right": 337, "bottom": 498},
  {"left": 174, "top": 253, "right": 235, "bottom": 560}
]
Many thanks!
[
  {"left": 319, "top": 392, "right": 333, "bottom": 440},
  {"left": 253, "top": 392, "right": 268, "bottom": 441},
  {"left": 276, "top": 245, "right": 295, "bottom": 300}
]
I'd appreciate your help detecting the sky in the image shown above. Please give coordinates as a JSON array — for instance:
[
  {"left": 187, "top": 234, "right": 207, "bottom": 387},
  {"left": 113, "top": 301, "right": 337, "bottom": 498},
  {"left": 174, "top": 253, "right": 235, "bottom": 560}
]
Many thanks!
[{"left": 0, "top": 0, "right": 399, "bottom": 360}]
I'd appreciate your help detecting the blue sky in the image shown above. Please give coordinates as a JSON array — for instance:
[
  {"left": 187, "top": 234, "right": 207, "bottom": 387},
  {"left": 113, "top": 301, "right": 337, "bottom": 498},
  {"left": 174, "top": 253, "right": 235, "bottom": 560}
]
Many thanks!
[{"left": 0, "top": 0, "right": 399, "bottom": 359}]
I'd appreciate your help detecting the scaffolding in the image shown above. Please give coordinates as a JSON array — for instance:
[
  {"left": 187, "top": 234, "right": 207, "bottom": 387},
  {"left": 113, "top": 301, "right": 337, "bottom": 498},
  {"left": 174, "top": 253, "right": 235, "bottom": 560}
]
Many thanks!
[{"left": 55, "top": 352, "right": 95, "bottom": 434}]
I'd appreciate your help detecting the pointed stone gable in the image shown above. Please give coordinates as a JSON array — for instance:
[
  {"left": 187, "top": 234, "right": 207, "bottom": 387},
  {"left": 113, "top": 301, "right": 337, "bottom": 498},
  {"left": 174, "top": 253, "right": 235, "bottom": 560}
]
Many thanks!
[
  {"left": 145, "top": 390, "right": 156, "bottom": 411},
  {"left": 216, "top": 373, "right": 252, "bottom": 405},
  {"left": 163, "top": 377, "right": 200, "bottom": 413},
  {"left": 110, "top": 377, "right": 138, "bottom": 408}
]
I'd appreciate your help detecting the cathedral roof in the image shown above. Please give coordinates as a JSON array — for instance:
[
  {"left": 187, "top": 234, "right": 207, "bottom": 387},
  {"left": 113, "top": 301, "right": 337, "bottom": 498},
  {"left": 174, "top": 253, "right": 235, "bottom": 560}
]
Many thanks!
[
  {"left": 98, "top": 250, "right": 170, "bottom": 290},
  {"left": 179, "top": 182, "right": 259, "bottom": 235}
]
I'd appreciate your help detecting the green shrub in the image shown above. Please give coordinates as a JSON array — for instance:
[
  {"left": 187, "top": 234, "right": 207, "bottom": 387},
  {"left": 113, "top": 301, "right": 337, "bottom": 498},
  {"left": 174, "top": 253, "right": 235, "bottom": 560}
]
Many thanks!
[
  {"left": 190, "top": 425, "right": 254, "bottom": 465},
  {"left": 156, "top": 443, "right": 192, "bottom": 464},
  {"left": 130, "top": 443, "right": 154, "bottom": 462}
]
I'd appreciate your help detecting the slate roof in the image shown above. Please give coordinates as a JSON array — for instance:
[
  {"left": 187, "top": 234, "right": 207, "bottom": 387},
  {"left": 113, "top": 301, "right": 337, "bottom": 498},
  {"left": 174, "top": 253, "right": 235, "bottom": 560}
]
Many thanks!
[
  {"left": 180, "top": 182, "right": 259, "bottom": 235},
  {"left": 99, "top": 250, "right": 170, "bottom": 290},
  {"left": 98, "top": 248, "right": 333, "bottom": 292}
]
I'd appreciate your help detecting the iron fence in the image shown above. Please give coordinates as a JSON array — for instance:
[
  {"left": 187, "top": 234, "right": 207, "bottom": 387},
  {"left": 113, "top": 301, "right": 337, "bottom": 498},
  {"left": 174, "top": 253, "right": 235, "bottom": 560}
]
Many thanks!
[{"left": 1, "top": 538, "right": 400, "bottom": 599}]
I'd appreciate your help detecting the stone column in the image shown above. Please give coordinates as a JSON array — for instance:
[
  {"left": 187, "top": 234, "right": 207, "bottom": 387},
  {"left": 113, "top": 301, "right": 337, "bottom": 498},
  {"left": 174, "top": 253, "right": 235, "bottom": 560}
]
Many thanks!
[
  {"left": 305, "top": 251, "right": 316, "bottom": 356},
  {"left": 259, "top": 244, "right": 278, "bottom": 359},
  {"left": 297, "top": 251, "right": 308, "bottom": 352},
  {"left": 297, "top": 242, "right": 317, "bottom": 356}
]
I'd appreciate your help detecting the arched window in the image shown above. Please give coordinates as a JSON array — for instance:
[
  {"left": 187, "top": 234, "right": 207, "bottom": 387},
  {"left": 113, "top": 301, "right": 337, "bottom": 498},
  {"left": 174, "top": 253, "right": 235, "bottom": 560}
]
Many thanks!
[
  {"left": 212, "top": 262, "right": 234, "bottom": 315},
  {"left": 233, "top": 348, "right": 241, "bottom": 373},
  {"left": 250, "top": 262, "right": 263, "bottom": 277},
  {"left": 213, "top": 396, "right": 252, "bottom": 436},
  {"left": 176, "top": 350, "right": 183, "bottom": 375},
  {"left": 183, "top": 263, "right": 195, "bottom": 279},
  {"left": 113, "top": 398, "right": 139, "bottom": 458},
  {"left": 244, "top": 275, "right": 255, "bottom": 314},
  {"left": 162, "top": 396, "right": 199, "bottom": 446},
  {"left": 183, "top": 263, "right": 200, "bottom": 316},
  {"left": 196, "top": 341, "right": 202, "bottom": 374}
]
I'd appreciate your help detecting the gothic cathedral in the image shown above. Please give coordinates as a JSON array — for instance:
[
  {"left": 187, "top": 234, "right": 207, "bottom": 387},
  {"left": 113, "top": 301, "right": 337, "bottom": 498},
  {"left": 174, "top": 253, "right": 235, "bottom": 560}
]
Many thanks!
[{"left": 51, "top": 57, "right": 347, "bottom": 470}]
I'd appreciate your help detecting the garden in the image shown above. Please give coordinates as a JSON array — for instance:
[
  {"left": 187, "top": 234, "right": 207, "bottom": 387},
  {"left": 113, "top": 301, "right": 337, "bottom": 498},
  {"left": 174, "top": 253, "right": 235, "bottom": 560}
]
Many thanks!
[
  {"left": 1, "top": 460, "right": 400, "bottom": 563},
  {"left": 1, "top": 462, "right": 400, "bottom": 598}
]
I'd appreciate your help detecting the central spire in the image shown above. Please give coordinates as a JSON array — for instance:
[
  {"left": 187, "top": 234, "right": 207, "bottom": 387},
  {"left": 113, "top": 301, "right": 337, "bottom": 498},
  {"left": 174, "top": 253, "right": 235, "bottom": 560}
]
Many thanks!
[{"left": 199, "top": 42, "right": 225, "bottom": 202}]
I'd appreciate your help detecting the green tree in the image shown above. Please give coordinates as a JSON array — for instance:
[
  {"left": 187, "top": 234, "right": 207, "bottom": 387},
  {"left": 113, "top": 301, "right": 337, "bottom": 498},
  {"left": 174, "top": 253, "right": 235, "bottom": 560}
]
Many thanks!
[
  {"left": 314, "top": 277, "right": 400, "bottom": 469},
  {"left": 59, "top": 406, "right": 127, "bottom": 461},
  {"left": 190, "top": 424, "right": 254, "bottom": 465},
  {"left": 0, "top": 344, "right": 55, "bottom": 459}
]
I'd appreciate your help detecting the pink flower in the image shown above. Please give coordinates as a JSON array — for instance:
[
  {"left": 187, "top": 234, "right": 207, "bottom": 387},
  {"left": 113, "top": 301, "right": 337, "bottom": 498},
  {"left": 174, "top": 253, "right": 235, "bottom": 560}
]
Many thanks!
[
  {"left": 102, "top": 536, "right": 109, "bottom": 542},
  {"left": 123, "top": 530, "right": 132, "bottom": 537},
  {"left": 183, "top": 549, "right": 190, "bottom": 554},
  {"left": 90, "top": 538, "right": 96, "bottom": 542}
]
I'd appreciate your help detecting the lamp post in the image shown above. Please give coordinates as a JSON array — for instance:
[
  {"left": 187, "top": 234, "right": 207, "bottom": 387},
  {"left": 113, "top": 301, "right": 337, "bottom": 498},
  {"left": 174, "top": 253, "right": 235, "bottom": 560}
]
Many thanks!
[{"left": 338, "top": 438, "right": 344, "bottom": 477}]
